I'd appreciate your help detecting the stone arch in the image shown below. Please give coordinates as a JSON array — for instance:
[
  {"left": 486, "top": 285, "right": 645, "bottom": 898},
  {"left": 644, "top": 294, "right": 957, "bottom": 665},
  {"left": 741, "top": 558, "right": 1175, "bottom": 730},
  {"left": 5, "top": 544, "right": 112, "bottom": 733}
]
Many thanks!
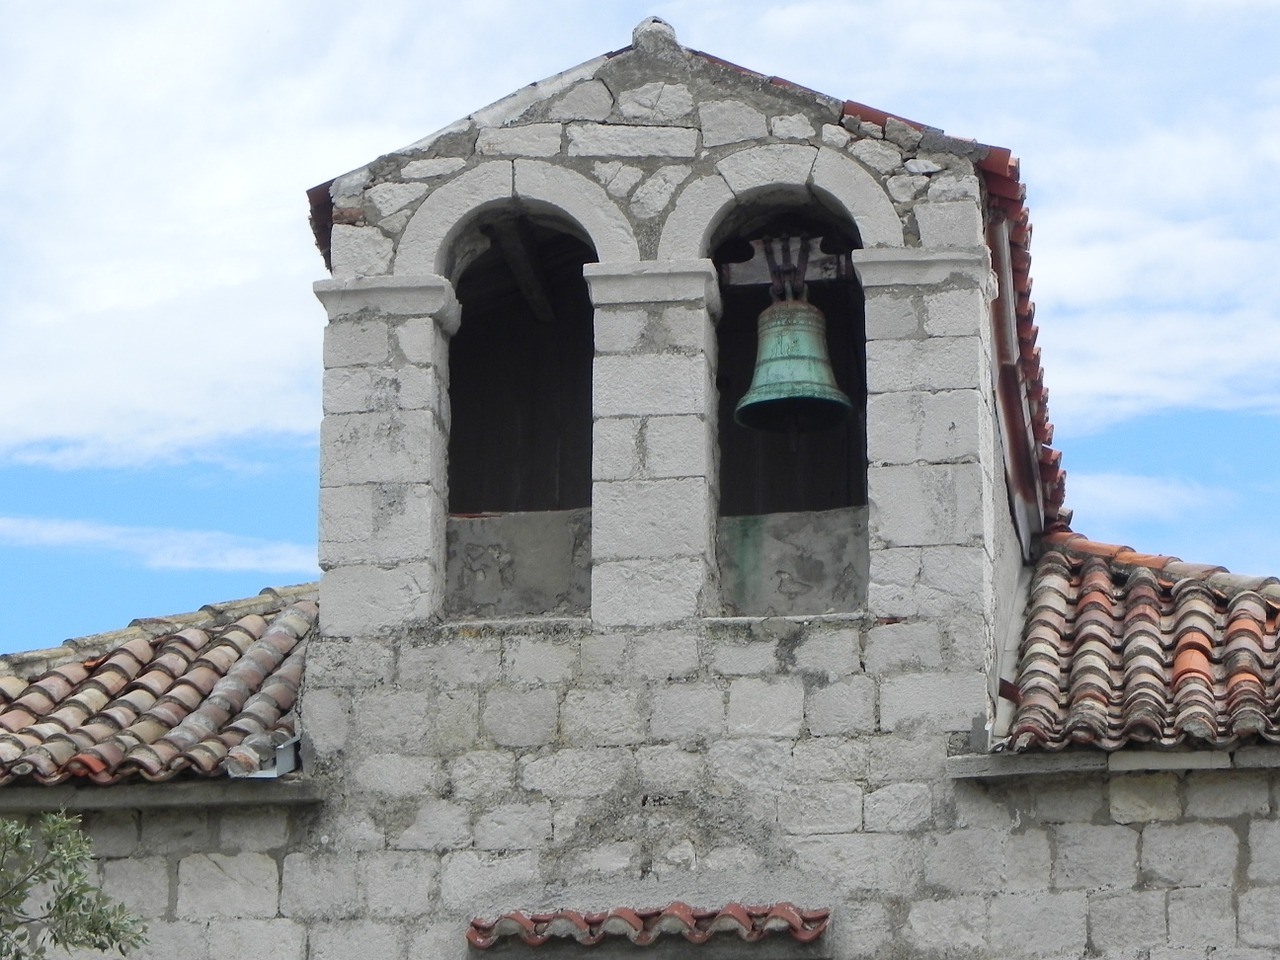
[
  {"left": 395, "top": 160, "right": 639, "bottom": 278},
  {"left": 657, "top": 144, "right": 903, "bottom": 261}
]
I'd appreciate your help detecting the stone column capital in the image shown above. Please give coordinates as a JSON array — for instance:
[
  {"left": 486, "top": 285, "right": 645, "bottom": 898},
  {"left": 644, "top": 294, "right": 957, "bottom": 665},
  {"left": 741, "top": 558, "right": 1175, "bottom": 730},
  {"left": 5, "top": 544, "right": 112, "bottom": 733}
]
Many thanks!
[
  {"left": 583, "top": 259, "right": 721, "bottom": 318},
  {"left": 314, "top": 274, "right": 461, "bottom": 334}
]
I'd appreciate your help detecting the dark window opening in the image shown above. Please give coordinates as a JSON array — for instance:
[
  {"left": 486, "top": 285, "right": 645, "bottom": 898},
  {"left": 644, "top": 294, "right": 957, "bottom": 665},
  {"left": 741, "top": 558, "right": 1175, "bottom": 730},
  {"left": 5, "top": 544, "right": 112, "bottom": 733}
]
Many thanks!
[
  {"left": 448, "top": 216, "right": 596, "bottom": 514},
  {"left": 713, "top": 217, "right": 868, "bottom": 518}
]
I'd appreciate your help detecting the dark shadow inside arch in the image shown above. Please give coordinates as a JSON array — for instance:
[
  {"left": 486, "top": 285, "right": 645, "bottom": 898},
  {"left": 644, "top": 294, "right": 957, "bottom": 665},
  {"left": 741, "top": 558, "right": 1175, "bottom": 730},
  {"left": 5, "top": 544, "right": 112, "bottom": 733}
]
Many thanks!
[
  {"left": 444, "top": 214, "right": 596, "bottom": 618},
  {"left": 712, "top": 203, "right": 869, "bottom": 616}
]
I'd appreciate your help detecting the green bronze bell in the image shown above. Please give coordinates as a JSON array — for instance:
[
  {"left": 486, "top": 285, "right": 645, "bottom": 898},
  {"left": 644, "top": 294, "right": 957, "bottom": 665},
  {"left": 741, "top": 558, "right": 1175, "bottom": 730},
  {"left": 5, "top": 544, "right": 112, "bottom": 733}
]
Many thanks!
[{"left": 734, "top": 298, "right": 852, "bottom": 433}]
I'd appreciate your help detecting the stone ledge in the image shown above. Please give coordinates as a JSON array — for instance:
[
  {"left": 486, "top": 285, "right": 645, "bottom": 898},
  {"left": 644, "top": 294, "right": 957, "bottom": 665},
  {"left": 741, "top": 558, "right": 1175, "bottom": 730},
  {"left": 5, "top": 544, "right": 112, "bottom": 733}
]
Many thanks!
[
  {"left": 948, "top": 747, "right": 1280, "bottom": 779},
  {"left": 851, "top": 248, "right": 987, "bottom": 288},
  {"left": 0, "top": 778, "right": 324, "bottom": 812}
]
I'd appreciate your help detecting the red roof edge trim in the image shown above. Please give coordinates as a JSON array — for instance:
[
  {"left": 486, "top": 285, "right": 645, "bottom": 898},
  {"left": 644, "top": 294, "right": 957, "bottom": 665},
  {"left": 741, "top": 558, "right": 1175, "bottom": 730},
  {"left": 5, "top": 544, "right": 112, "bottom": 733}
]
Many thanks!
[{"left": 467, "top": 903, "right": 830, "bottom": 949}]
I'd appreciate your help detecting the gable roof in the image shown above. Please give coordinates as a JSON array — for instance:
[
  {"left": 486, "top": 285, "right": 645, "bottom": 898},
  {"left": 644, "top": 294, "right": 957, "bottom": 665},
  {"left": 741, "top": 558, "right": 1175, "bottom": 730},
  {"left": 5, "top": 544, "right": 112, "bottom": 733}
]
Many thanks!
[
  {"left": 0, "top": 585, "right": 315, "bottom": 784},
  {"left": 1004, "top": 532, "right": 1280, "bottom": 752},
  {"left": 305, "top": 22, "right": 1065, "bottom": 534}
]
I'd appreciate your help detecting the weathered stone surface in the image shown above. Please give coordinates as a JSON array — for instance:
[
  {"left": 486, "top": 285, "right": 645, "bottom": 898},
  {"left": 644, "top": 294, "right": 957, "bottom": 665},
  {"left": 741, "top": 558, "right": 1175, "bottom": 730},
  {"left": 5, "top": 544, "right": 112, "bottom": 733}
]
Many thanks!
[
  {"left": 1185, "top": 770, "right": 1271, "bottom": 817},
  {"left": 864, "top": 782, "right": 932, "bottom": 832},
  {"left": 792, "top": 833, "right": 922, "bottom": 894},
  {"left": 988, "top": 892, "right": 1087, "bottom": 956},
  {"left": 477, "top": 123, "right": 562, "bottom": 157},
  {"left": 906, "top": 896, "right": 986, "bottom": 952},
  {"left": 549, "top": 80, "right": 614, "bottom": 121},
  {"left": 699, "top": 99, "right": 768, "bottom": 147},
  {"left": 727, "top": 677, "right": 805, "bottom": 737},
  {"left": 769, "top": 114, "right": 815, "bottom": 139},
  {"left": 400, "top": 157, "right": 465, "bottom": 179},
  {"left": 631, "top": 165, "right": 691, "bottom": 219},
  {"left": 474, "top": 803, "right": 553, "bottom": 850},
  {"left": 1052, "top": 824, "right": 1139, "bottom": 889},
  {"left": 806, "top": 677, "right": 877, "bottom": 736},
  {"left": 482, "top": 688, "right": 558, "bottom": 747},
  {"left": 778, "top": 781, "right": 864, "bottom": 834},
  {"left": 568, "top": 123, "right": 697, "bottom": 157},
  {"left": 650, "top": 684, "right": 723, "bottom": 741},
  {"left": 1142, "top": 822, "right": 1239, "bottom": 885},
  {"left": 617, "top": 81, "right": 693, "bottom": 122},
  {"left": 520, "top": 748, "right": 633, "bottom": 798},
  {"left": 177, "top": 853, "right": 278, "bottom": 919},
  {"left": 880, "top": 670, "right": 984, "bottom": 732},
  {"left": 1110, "top": 773, "right": 1181, "bottom": 823},
  {"left": 395, "top": 800, "right": 472, "bottom": 851}
]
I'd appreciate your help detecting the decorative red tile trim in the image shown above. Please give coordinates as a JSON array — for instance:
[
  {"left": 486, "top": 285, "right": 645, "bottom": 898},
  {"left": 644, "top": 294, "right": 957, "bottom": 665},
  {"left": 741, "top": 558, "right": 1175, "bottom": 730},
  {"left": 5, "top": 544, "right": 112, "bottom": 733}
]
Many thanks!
[{"left": 467, "top": 902, "right": 830, "bottom": 949}]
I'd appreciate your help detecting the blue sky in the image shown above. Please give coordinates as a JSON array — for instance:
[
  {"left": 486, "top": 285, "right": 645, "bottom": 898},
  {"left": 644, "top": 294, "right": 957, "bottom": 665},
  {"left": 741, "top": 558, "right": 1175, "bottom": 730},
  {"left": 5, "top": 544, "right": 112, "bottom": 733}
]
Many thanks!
[{"left": 2, "top": 2, "right": 1278, "bottom": 652}]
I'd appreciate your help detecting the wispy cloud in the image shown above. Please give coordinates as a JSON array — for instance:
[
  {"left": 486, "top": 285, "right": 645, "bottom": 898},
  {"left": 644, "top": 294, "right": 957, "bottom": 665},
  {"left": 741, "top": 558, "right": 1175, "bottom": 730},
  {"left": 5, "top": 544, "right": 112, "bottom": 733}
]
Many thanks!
[
  {"left": 1066, "top": 472, "right": 1231, "bottom": 525},
  {"left": 0, "top": 516, "right": 317, "bottom": 574}
]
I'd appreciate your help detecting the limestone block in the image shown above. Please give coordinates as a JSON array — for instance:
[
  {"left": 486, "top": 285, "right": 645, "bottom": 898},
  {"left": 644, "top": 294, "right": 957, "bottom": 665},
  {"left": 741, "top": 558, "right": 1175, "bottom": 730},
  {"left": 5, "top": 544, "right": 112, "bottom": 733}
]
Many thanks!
[
  {"left": 399, "top": 636, "right": 501, "bottom": 685},
  {"left": 924, "top": 286, "right": 987, "bottom": 336},
  {"left": 879, "top": 670, "right": 984, "bottom": 732},
  {"left": 476, "top": 123, "right": 562, "bottom": 157},
  {"left": 593, "top": 355, "right": 711, "bottom": 417},
  {"left": 309, "top": 920, "right": 408, "bottom": 960},
  {"left": 709, "top": 639, "right": 778, "bottom": 676},
  {"left": 591, "top": 557, "right": 706, "bottom": 625},
  {"left": 660, "top": 304, "right": 716, "bottom": 353},
  {"left": 1109, "top": 773, "right": 1181, "bottom": 823},
  {"left": 1168, "top": 886, "right": 1237, "bottom": 946},
  {"left": 395, "top": 800, "right": 472, "bottom": 851},
  {"left": 1185, "top": 770, "right": 1271, "bottom": 817},
  {"left": 789, "top": 738, "right": 868, "bottom": 783},
  {"left": 549, "top": 80, "right": 614, "bottom": 121},
  {"left": 987, "top": 892, "right": 1087, "bottom": 956},
  {"left": 323, "top": 318, "right": 389, "bottom": 368},
  {"left": 519, "top": 747, "right": 633, "bottom": 798},
  {"left": 906, "top": 896, "right": 987, "bottom": 953},
  {"left": 918, "top": 545, "right": 987, "bottom": 612},
  {"left": 1033, "top": 778, "right": 1107, "bottom": 823},
  {"left": 140, "top": 810, "right": 210, "bottom": 855},
  {"left": 1051, "top": 824, "right": 1139, "bottom": 889},
  {"left": 916, "top": 200, "right": 986, "bottom": 248},
  {"left": 821, "top": 123, "right": 852, "bottom": 149},
  {"left": 515, "top": 160, "right": 639, "bottom": 261},
  {"left": 178, "top": 853, "right": 278, "bottom": 918},
  {"left": 699, "top": 100, "right": 768, "bottom": 147},
  {"left": 319, "top": 561, "right": 440, "bottom": 634},
  {"left": 869, "top": 463, "right": 985, "bottom": 548},
  {"left": 886, "top": 174, "right": 928, "bottom": 201},
  {"left": 567, "top": 123, "right": 697, "bottom": 157},
  {"left": 708, "top": 737, "right": 791, "bottom": 797},
  {"left": 329, "top": 225, "right": 393, "bottom": 279},
  {"left": 584, "top": 260, "right": 719, "bottom": 308},
  {"left": 644, "top": 415, "right": 711, "bottom": 479},
  {"left": 727, "top": 677, "right": 805, "bottom": 737},
  {"left": 1006, "top": 829, "right": 1051, "bottom": 891},
  {"left": 794, "top": 630, "right": 860, "bottom": 679},
  {"left": 401, "top": 157, "right": 466, "bottom": 179},
  {"left": 84, "top": 810, "right": 139, "bottom": 858},
  {"left": 482, "top": 687, "right": 558, "bottom": 747},
  {"left": 866, "top": 389, "right": 984, "bottom": 465},
  {"left": 849, "top": 137, "right": 904, "bottom": 175},
  {"left": 353, "top": 689, "right": 435, "bottom": 753},
  {"left": 304, "top": 636, "right": 394, "bottom": 687},
  {"left": 321, "top": 367, "right": 378, "bottom": 415},
  {"left": 791, "top": 833, "right": 922, "bottom": 894},
  {"left": 320, "top": 410, "right": 447, "bottom": 487},
  {"left": 715, "top": 144, "right": 816, "bottom": 200},
  {"left": 864, "top": 782, "right": 932, "bottom": 832},
  {"left": 593, "top": 308, "right": 648, "bottom": 355},
  {"left": 927, "top": 173, "right": 982, "bottom": 201},
  {"left": 806, "top": 677, "right": 877, "bottom": 735},
  {"left": 770, "top": 114, "right": 815, "bottom": 139},
  {"left": 866, "top": 732, "right": 948, "bottom": 786},
  {"left": 885, "top": 117, "right": 924, "bottom": 151},
  {"left": 363, "top": 851, "right": 439, "bottom": 918},
  {"left": 924, "top": 828, "right": 1005, "bottom": 892},
  {"left": 219, "top": 808, "right": 289, "bottom": 853},
  {"left": 1141, "top": 822, "right": 1239, "bottom": 885},
  {"left": 635, "top": 744, "right": 705, "bottom": 791},
  {"left": 657, "top": 174, "right": 736, "bottom": 261},
  {"left": 573, "top": 841, "right": 640, "bottom": 877},
  {"left": 650, "top": 684, "right": 724, "bottom": 741},
  {"left": 617, "top": 82, "right": 693, "bottom": 122},
  {"left": 433, "top": 693, "right": 476, "bottom": 753},
  {"left": 350, "top": 754, "right": 443, "bottom": 798},
  {"left": 395, "top": 315, "right": 450, "bottom": 366},
  {"left": 304, "top": 691, "right": 350, "bottom": 757},
  {"left": 562, "top": 689, "right": 645, "bottom": 745},
  {"left": 593, "top": 478, "right": 712, "bottom": 560},
  {"left": 207, "top": 920, "right": 305, "bottom": 960},
  {"left": 448, "top": 751, "right": 515, "bottom": 803},
  {"left": 631, "top": 165, "right": 692, "bottom": 219},
  {"left": 592, "top": 161, "right": 643, "bottom": 198},
  {"left": 127, "top": 922, "right": 213, "bottom": 960},
  {"left": 863, "top": 292, "right": 918, "bottom": 340},
  {"left": 367, "top": 181, "right": 428, "bottom": 218},
  {"left": 865, "top": 620, "right": 944, "bottom": 673},
  {"left": 579, "top": 633, "right": 627, "bottom": 677},
  {"left": 778, "top": 781, "right": 863, "bottom": 834},
  {"left": 320, "top": 483, "right": 445, "bottom": 567},
  {"left": 1088, "top": 889, "right": 1167, "bottom": 953},
  {"left": 330, "top": 165, "right": 370, "bottom": 205},
  {"left": 865, "top": 336, "right": 985, "bottom": 393},
  {"left": 474, "top": 803, "right": 554, "bottom": 850},
  {"left": 395, "top": 161, "right": 513, "bottom": 276},
  {"left": 1240, "top": 889, "right": 1280, "bottom": 947},
  {"left": 632, "top": 631, "right": 700, "bottom": 678},
  {"left": 102, "top": 857, "right": 169, "bottom": 919}
]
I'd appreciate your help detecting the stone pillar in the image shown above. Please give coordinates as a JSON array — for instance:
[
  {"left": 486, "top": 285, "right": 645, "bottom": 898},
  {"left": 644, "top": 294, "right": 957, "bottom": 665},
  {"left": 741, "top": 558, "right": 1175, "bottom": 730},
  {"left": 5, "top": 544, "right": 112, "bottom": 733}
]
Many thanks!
[
  {"left": 855, "top": 247, "right": 998, "bottom": 732},
  {"left": 583, "top": 260, "right": 721, "bottom": 626},
  {"left": 312, "top": 275, "right": 459, "bottom": 637}
]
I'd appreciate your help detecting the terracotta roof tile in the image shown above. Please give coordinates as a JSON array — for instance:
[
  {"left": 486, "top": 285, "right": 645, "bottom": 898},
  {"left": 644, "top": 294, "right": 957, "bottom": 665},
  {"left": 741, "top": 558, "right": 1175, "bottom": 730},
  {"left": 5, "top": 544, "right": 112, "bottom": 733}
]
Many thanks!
[
  {"left": 0, "top": 586, "right": 316, "bottom": 784},
  {"left": 467, "top": 903, "right": 830, "bottom": 949},
  {"left": 1003, "top": 536, "right": 1280, "bottom": 751}
]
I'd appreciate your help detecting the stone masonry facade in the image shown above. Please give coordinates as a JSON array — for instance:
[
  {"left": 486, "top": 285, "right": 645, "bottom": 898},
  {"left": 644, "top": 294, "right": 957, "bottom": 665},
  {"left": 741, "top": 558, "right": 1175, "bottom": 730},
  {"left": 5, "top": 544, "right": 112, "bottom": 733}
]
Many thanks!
[{"left": 46, "top": 17, "right": 1280, "bottom": 960}]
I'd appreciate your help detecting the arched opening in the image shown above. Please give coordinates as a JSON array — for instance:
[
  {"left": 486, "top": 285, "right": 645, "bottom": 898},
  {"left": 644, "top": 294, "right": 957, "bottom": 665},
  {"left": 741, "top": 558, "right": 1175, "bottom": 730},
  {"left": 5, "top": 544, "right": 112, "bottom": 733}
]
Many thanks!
[
  {"left": 443, "top": 213, "right": 596, "bottom": 616},
  {"left": 711, "top": 202, "right": 869, "bottom": 615}
]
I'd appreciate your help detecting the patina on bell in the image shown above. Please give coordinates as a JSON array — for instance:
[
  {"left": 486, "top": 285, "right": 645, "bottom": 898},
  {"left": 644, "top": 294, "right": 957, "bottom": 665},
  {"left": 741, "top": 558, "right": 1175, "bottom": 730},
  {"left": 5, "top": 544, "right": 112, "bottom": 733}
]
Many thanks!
[{"left": 734, "top": 298, "right": 853, "bottom": 432}]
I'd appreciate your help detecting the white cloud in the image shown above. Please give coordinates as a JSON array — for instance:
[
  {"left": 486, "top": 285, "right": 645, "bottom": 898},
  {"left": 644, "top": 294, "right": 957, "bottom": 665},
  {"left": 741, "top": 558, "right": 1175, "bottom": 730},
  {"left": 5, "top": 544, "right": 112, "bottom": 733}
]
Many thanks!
[
  {"left": 0, "top": 516, "right": 317, "bottom": 575},
  {"left": 1066, "top": 472, "right": 1229, "bottom": 524}
]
